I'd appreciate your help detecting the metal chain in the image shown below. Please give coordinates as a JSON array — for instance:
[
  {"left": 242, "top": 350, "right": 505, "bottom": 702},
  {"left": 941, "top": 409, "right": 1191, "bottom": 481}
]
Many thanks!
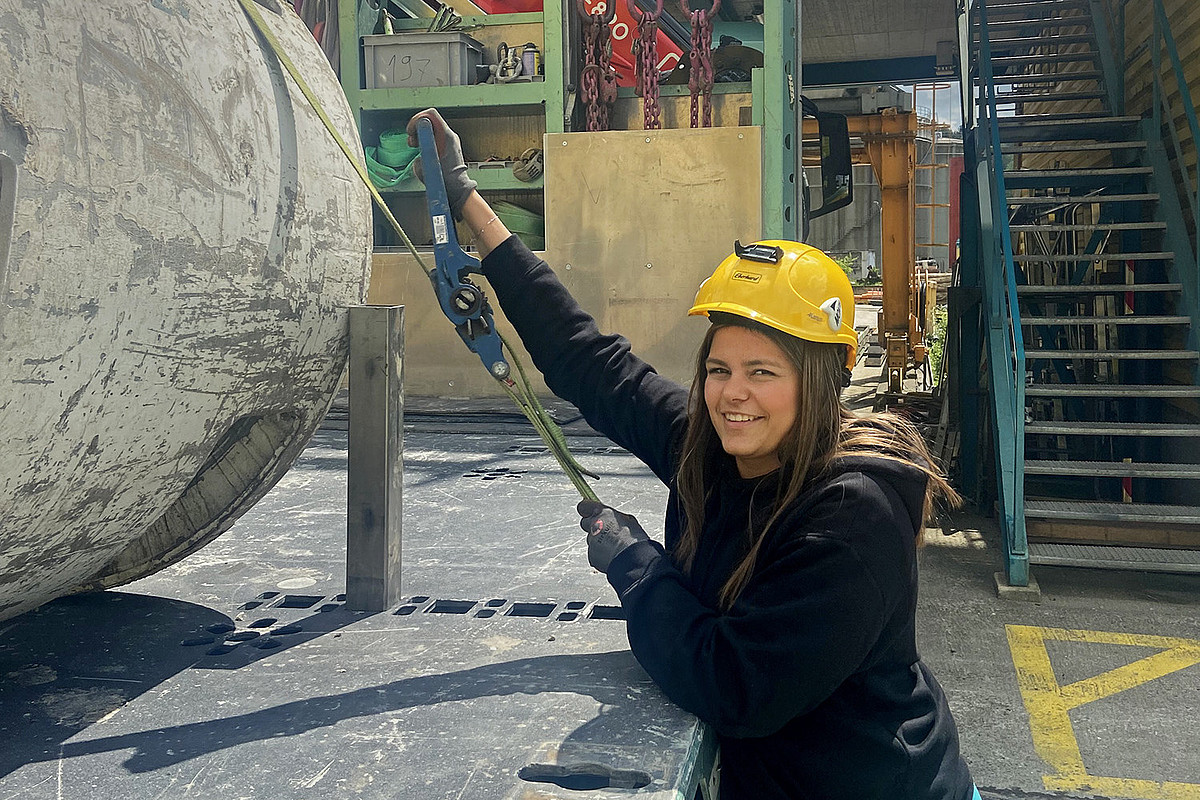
[
  {"left": 629, "top": 0, "right": 663, "bottom": 130},
  {"left": 577, "top": 0, "right": 617, "bottom": 132},
  {"left": 682, "top": 0, "right": 719, "bottom": 127}
]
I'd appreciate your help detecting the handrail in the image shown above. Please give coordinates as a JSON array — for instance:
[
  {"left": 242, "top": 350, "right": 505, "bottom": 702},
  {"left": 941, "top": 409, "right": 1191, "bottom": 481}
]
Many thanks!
[
  {"left": 1151, "top": 0, "right": 1200, "bottom": 275},
  {"left": 962, "top": 0, "right": 1030, "bottom": 585}
]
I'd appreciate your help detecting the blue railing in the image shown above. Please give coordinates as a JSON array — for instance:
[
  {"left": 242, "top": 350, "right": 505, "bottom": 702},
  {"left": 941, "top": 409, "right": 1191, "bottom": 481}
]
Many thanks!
[
  {"left": 1150, "top": 0, "right": 1200, "bottom": 277},
  {"left": 960, "top": 0, "right": 1030, "bottom": 585}
]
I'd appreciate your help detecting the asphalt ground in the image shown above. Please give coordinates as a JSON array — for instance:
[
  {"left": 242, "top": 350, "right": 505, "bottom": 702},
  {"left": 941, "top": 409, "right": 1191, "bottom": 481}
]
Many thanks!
[{"left": 2, "top": 386, "right": 1199, "bottom": 799}]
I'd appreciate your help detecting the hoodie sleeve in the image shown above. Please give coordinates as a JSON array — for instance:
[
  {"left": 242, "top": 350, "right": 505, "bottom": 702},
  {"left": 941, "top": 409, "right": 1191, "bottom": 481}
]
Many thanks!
[
  {"left": 604, "top": 470, "right": 916, "bottom": 739},
  {"left": 481, "top": 235, "right": 688, "bottom": 483}
]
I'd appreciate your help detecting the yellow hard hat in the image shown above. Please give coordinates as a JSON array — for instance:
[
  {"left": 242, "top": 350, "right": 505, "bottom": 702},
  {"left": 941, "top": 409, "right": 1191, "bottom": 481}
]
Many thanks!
[{"left": 689, "top": 240, "right": 857, "bottom": 369}]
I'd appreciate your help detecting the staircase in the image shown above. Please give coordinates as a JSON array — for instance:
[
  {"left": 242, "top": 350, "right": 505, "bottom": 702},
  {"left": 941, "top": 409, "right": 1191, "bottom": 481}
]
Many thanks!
[{"left": 973, "top": 0, "right": 1200, "bottom": 574}]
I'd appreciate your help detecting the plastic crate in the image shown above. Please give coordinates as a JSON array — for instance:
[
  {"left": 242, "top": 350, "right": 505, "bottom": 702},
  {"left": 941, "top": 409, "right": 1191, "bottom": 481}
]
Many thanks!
[{"left": 362, "top": 32, "right": 484, "bottom": 89}]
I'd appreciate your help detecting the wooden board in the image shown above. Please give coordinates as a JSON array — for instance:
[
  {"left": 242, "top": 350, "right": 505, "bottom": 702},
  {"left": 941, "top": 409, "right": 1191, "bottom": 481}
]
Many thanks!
[{"left": 1029, "top": 519, "right": 1200, "bottom": 549}]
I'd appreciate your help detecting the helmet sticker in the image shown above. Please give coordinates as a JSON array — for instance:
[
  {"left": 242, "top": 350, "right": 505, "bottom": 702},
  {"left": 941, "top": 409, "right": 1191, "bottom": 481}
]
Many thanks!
[
  {"left": 820, "top": 297, "right": 842, "bottom": 332},
  {"left": 732, "top": 270, "right": 762, "bottom": 284}
]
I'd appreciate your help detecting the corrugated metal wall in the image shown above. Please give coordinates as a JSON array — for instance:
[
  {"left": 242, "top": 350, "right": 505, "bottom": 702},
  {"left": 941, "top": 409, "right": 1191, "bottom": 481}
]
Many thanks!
[
  {"left": 1018, "top": 0, "right": 1198, "bottom": 246},
  {"left": 1111, "top": 0, "right": 1199, "bottom": 247}
]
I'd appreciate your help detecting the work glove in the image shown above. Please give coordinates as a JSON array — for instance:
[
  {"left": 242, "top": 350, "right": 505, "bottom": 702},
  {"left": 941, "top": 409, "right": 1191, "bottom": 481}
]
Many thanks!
[
  {"left": 578, "top": 500, "right": 650, "bottom": 573},
  {"left": 405, "top": 108, "right": 477, "bottom": 221}
]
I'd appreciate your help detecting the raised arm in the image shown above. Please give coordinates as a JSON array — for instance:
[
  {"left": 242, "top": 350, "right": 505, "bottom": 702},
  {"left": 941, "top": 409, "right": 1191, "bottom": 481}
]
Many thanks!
[{"left": 406, "top": 110, "right": 689, "bottom": 482}]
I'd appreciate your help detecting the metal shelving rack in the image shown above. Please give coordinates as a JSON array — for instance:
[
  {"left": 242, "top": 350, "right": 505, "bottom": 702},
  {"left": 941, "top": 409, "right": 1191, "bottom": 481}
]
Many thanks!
[{"left": 336, "top": 1, "right": 564, "bottom": 211}]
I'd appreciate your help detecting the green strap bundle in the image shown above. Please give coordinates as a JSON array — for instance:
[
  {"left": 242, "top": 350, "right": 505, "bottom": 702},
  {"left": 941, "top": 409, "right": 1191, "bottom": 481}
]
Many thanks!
[{"left": 365, "top": 130, "right": 420, "bottom": 189}]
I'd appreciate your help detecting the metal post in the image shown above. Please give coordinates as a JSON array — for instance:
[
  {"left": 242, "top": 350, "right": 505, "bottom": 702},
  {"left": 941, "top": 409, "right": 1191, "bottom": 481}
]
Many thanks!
[
  {"left": 347, "top": 305, "right": 405, "bottom": 612},
  {"left": 761, "top": 0, "right": 799, "bottom": 240}
]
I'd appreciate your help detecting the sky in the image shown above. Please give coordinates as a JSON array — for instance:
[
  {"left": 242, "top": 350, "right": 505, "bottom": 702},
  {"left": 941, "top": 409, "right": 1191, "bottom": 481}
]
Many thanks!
[{"left": 908, "top": 82, "right": 964, "bottom": 132}]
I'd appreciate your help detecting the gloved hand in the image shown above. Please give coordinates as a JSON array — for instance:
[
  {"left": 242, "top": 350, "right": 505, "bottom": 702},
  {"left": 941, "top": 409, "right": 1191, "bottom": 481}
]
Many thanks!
[
  {"left": 577, "top": 500, "right": 650, "bottom": 573},
  {"left": 405, "top": 108, "right": 477, "bottom": 221}
]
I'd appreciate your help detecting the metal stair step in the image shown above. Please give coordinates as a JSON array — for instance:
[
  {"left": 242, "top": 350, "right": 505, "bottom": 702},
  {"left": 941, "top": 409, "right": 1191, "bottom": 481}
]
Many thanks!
[
  {"left": 1027, "top": 500, "right": 1200, "bottom": 524},
  {"left": 983, "top": 0, "right": 1089, "bottom": 14},
  {"left": 1017, "top": 282, "right": 1180, "bottom": 294},
  {"left": 984, "top": 32, "right": 1096, "bottom": 47},
  {"left": 1021, "top": 314, "right": 1188, "bottom": 325},
  {"left": 1025, "top": 421, "right": 1200, "bottom": 436},
  {"left": 990, "top": 90, "right": 1108, "bottom": 104},
  {"left": 997, "top": 111, "right": 1117, "bottom": 123},
  {"left": 1004, "top": 169, "right": 1151, "bottom": 190},
  {"left": 996, "top": 115, "right": 1141, "bottom": 141},
  {"left": 989, "top": 52, "right": 1099, "bottom": 67},
  {"left": 1026, "top": 460, "right": 1200, "bottom": 477},
  {"left": 1012, "top": 251, "right": 1173, "bottom": 262},
  {"left": 1028, "top": 541, "right": 1200, "bottom": 573},
  {"left": 1026, "top": 383, "right": 1200, "bottom": 397},
  {"left": 991, "top": 70, "right": 1103, "bottom": 84},
  {"left": 1001, "top": 140, "right": 1146, "bottom": 153},
  {"left": 979, "top": 15, "right": 1091, "bottom": 30},
  {"left": 1009, "top": 221, "right": 1165, "bottom": 231},
  {"left": 1006, "top": 167, "right": 1152, "bottom": 179},
  {"left": 1007, "top": 193, "right": 1159, "bottom": 204},
  {"left": 1024, "top": 349, "right": 1197, "bottom": 360}
]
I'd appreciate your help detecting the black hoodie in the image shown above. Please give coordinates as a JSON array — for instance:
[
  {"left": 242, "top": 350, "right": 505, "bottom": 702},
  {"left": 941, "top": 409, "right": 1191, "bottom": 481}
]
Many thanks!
[{"left": 482, "top": 237, "right": 973, "bottom": 800}]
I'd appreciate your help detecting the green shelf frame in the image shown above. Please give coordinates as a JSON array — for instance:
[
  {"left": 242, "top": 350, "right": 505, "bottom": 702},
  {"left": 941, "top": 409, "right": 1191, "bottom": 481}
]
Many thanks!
[
  {"left": 380, "top": 164, "right": 543, "bottom": 195},
  {"left": 358, "top": 81, "right": 549, "bottom": 113},
  {"left": 338, "top": 0, "right": 564, "bottom": 247}
]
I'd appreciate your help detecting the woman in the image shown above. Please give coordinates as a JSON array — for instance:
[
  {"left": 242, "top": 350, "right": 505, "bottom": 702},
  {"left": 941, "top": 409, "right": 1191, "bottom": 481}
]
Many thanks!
[{"left": 408, "top": 110, "right": 977, "bottom": 800}]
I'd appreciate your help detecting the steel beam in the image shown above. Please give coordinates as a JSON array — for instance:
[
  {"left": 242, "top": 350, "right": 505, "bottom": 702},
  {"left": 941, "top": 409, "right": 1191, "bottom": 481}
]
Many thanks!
[
  {"left": 347, "top": 305, "right": 405, "bottom": 612},
  {"left": 860, "top": 112, "right": 918, "bottom": 391},
  {"left": 762, "top": 0, "right": 800, "bottom": 240}
]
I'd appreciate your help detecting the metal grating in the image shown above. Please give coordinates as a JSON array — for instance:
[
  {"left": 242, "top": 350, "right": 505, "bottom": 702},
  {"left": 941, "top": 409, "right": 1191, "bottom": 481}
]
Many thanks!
[
  {"left": 462, "top": 467, "right": 526, "bottom": 481},
  {"left": 1030, "top": 542, "right": 1200, "bottom": 573},
  {"left": 1026, "top": 500, "right": 1200, "bottom": 523}
]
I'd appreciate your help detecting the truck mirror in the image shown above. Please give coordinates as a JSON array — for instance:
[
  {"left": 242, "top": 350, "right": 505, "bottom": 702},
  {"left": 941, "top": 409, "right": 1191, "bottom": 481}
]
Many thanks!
[{"left": 809, "top": 111, "right": 853, "bottom": 219}]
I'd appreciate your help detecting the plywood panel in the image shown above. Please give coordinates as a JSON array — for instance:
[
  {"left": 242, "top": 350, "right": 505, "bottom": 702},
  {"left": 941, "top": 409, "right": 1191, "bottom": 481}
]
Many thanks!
[
  {"left": 543, "top": 126, "right": 763, "bottom": 389},
  {"left": 367, "top": 126, "right": 763, "bottom": 398}
]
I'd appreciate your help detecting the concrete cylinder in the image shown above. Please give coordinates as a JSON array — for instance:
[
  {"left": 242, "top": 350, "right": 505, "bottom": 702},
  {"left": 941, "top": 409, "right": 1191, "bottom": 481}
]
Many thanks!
[{"left": 0, "top": 0, "right": 371, "bottom": 620}]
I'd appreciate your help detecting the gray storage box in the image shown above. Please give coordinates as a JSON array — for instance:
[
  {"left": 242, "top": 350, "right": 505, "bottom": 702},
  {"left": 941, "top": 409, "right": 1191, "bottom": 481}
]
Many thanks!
[{"left": 362, "top": 32, "right": 485, "bottom": 89}]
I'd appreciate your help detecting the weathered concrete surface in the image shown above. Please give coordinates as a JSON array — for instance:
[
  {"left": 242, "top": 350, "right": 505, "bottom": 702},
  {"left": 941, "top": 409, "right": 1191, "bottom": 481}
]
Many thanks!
[{"left": 0, "top": 0, "right": 372, "bottom": 621}]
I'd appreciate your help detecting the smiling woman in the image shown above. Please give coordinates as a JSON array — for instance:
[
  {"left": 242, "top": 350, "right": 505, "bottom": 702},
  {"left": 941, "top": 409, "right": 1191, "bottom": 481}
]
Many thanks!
[
  {"left": 412, "top": 108, "right": 977, "bottom": 800},
  {"left": 702, "top": 325, "right": 801, "bottom": 478}
]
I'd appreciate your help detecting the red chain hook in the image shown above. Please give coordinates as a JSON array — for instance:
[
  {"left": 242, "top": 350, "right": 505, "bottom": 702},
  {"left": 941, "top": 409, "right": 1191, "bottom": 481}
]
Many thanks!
[
  {"left": 576, "top": 0, "right": 619, "bottom": 131},
  {"left": 680, "top": 0, "right": 720, "bottom": 127},
  {"left": 626, "top": 0, "right": 665, "bottom": 129},
  {"left": 576, "top": 0, "right": 616, "bottom": 26}
]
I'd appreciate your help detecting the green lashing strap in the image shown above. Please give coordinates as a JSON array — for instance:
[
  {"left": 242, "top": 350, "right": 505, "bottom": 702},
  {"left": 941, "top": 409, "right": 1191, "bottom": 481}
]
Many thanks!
[{"left": 237, "top": 0, "right": 599, "bottom": 502}]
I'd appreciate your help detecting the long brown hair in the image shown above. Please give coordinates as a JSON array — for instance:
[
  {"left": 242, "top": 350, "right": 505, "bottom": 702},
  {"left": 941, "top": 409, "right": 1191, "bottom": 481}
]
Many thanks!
[{"left": 673, "top": 316, "right": 960, "bottom": 611}]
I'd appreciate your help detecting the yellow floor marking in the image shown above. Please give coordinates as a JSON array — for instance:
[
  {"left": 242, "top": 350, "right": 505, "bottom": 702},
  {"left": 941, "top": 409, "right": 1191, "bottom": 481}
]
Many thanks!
[{"left": 1006, "top": 625, "right": 1200, "bottom": 799}]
